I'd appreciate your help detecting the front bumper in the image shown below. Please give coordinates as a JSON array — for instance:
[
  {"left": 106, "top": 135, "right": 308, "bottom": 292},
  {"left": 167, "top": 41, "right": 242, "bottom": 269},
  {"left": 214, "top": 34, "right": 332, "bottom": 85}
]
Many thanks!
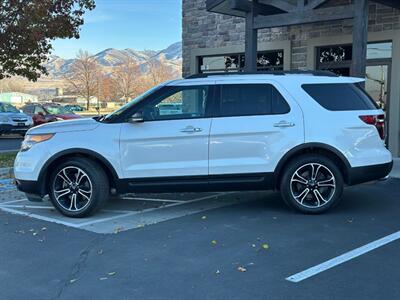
[
  {"left": 0, "top": 124, "right": 31, "bottom": 134},
  {"left": 15, "top": 179, "right": 44, "bottom": 196},
  {"left": 348, "top": 161, "right": 393, "bottom": 185}
]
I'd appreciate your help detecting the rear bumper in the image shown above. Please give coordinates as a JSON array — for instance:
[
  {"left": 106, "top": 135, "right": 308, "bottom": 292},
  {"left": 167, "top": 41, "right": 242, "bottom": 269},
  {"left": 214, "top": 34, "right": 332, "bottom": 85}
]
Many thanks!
[{"left": 347, "top": 161, "right": 393, "bottom": 185}]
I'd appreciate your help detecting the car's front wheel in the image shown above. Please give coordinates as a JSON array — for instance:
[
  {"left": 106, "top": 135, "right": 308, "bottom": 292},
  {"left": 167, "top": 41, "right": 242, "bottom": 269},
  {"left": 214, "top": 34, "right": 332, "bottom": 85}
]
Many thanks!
[
  {"left": 280, "top": 154, "right": 344, "bottom": 214},
  {"left": 48, "top": 157, "right": 109, "bottom": 218}
]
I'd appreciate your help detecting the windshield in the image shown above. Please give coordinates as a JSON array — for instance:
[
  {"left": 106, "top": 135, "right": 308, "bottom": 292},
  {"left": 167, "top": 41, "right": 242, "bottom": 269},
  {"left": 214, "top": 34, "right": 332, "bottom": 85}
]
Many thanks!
[
  {"left": 0, "top": 103, "right": 20, "bottom": 113},
  {"left": 45, "top": 105, "right": 70, "bottom": 114},
  {"left": 103, "top": 84, "right": 164, "bottom": 122}
]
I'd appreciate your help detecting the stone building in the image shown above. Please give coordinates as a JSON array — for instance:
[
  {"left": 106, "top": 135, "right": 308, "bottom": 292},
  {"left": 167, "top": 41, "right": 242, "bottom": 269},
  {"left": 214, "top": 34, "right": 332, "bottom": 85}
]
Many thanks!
[{"left": 182, "top": 0, "right": 400, "bottom": 156}]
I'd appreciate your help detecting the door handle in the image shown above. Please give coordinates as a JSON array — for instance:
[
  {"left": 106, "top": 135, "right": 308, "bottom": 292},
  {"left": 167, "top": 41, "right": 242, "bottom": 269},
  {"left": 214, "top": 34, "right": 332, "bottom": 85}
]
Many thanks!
[
  {"left": 273, "top": 121, "right": 295, "bottom": 128},
  {"left": 180, "top": 126, "right": 202, "bottom": 133}
]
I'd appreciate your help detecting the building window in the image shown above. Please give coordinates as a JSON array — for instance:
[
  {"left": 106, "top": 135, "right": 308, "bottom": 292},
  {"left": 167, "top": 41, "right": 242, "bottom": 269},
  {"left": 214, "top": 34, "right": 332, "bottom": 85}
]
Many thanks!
[
  {"left": 198, "top": 50, "right": 284, "bottom": 73},
  {"left": 367, "top": 42, "right": 392, "bottom": 60},
  {"left": 316, "top": 42, "right": 393, "bottom": 76},
  {"left": 316, "top": 42, "right": 393, "bottom": 112}
]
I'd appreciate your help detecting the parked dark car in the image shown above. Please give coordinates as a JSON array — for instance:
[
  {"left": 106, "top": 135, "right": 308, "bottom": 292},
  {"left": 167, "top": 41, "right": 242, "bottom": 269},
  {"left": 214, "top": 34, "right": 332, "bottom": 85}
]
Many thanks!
[
  {"left": 22, "top": 103, "right": 81, "bottom": 126},
  {"left": 0, "top": 102, "right": 33, "bottom": 136},
  {"left": 64, "top": 104, "right": 85, "bottom": 112}
]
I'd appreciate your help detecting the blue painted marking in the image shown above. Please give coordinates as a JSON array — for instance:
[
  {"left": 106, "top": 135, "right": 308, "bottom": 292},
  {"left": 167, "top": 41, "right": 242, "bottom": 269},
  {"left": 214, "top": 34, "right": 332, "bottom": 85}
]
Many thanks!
[{"left": 0, "top": 179, "right": 16, "bottom": 191}]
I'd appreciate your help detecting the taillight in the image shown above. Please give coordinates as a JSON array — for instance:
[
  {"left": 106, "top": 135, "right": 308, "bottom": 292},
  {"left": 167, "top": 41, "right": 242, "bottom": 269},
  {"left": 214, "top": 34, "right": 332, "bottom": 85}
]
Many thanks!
[{"left": 359, "top": 114, "right": 385, "bottom": 140}]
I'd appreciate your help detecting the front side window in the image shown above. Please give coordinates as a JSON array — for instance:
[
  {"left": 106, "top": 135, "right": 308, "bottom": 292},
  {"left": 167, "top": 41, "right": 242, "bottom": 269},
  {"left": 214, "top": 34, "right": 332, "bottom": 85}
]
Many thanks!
[
  {"left": 45, "top": 105, "right": 69, "bottom": 115},
  {"left": 219, "top": 84, "right": 290, "bottom": 117},
  {"left": 302, "top": 83, "right": 379, "bottom": 111},
  {"left": 140, "top": 86, "right": 210, "bottom": 121},
  {"left": 34, "top": 106, "right": 46, "bottom": 115}
]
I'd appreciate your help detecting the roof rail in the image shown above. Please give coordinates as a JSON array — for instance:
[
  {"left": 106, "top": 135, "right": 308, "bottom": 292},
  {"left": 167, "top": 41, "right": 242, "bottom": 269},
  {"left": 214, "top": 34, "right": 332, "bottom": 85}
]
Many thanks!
[{"left": 185, "top": 70, "right": 338, "bottom": 79}]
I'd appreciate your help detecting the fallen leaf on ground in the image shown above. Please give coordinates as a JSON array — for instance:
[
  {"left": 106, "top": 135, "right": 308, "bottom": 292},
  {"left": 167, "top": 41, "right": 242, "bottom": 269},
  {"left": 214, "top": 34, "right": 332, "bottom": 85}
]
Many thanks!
[
  {"left": 97, "top": 249, "right": 103, "bottom": 255},
  {"left": 262, "top": 244, "right": 269, "bottom": 250},
  {"left": 237, "top": 266, "right": 247, "bottom": 272},
  {"left": 99, "top": 277, "right": 108, "bottom": 281},
  {"left": 201, "top": 216, "right": 207, "bottom": 220},
  {"left": 211, "top": 240, "right": 217, "bottom": 245},
  {"left": 32, "top": 232, "right": 38, "bottom": 236},
  {"left": 108, "top": 272, "right": 116, "bottom": 276},
  {"left": 70, "top": 279, "right": 77, "bottom": 284},
  {"left": 41, "top": 227, "right": 47, "bottom": 231},
  {"left": 114, "top": 227, "right": 124, "bottom": 234},
  {"left": 215, "top": 270, "right": 221, "bottom": 275},
  {"left": 251, "top": 244, "right": 256, "bottom": 248}
]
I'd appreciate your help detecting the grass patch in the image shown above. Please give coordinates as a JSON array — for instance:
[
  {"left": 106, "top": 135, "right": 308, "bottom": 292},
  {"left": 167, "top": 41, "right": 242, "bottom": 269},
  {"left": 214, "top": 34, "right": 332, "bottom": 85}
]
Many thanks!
[{"left": 0, "top": 152, "right": 17, "bottom": 168}]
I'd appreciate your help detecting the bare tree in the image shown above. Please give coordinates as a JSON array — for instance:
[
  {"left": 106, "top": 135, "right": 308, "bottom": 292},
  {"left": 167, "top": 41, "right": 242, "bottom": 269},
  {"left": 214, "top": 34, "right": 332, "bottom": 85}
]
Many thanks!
[
  {"left": 65, "top": 50, "right": 101, "bottom": 110},
  {"left": 0, "top": 78, "right": 27, "bottom": 93},
  {"left": 112, "top": 55, "right": 141, "bottom": 103},
  {"left": 97, "top": 74, "right": 119, "bottom": 103},
  {"left": 147, "top": 59, "right": 173, "bottom": 86}
]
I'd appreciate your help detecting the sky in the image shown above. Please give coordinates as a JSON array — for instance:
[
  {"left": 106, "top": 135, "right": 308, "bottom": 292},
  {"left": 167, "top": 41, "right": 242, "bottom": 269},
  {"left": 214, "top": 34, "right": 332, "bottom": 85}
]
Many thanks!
[{"left": 52, "top": 0, "right": 182, "bottom": 59}]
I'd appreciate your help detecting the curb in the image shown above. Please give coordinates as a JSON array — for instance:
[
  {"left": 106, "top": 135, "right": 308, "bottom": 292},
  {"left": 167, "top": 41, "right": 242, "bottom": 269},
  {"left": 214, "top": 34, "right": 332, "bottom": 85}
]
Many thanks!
[{"left": 0, "top": 167, "right": 13, "bottom": 179}]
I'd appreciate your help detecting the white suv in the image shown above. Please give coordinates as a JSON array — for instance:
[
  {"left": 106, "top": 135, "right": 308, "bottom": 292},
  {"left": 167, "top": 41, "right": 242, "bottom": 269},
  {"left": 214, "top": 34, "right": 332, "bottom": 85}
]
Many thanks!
[{"left": 14, "top": 72, "right": 393, "bottom": 217}]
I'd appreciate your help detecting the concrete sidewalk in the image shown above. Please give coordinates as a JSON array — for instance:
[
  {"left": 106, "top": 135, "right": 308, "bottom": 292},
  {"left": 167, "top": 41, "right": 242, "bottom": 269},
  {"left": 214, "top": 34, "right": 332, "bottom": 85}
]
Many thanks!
[{"left": 390, "top": 158, "right": 400, "bottom": 179}]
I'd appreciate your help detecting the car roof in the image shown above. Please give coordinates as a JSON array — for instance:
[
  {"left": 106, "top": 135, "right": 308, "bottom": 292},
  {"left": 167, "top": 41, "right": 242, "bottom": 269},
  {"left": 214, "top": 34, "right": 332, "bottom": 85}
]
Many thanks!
[{"left": 166, "top": 73, "right": 364, "bottom": 86}]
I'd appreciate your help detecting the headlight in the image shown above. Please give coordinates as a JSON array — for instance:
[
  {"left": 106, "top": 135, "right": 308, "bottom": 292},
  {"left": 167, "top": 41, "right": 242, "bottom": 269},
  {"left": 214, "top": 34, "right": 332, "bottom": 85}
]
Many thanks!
[
  {"left": 55, "top": 117, "right": 64, "bottom": 121},
  {"left": 0, "top": 116, "right": 9, "bottom": 123},
  {"left": 20, "top": 134, "right": 54, "bottom": 152}
]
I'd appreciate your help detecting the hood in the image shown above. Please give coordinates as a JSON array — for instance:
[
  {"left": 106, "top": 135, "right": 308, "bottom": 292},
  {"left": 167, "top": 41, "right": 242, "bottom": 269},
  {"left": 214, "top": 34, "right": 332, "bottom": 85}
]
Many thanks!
[
  {"left": 28, "top": 117, "right": 99, "bottom": 134},
  {"left": 55, "top": 113, "right": 82, "bottom": 119}
]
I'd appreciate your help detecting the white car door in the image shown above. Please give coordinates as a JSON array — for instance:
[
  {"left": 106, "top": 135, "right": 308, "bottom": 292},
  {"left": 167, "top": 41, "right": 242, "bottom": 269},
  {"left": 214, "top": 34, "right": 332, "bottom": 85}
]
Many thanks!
[
  {"left": 209, "top": 80, "right": 304, "bottom": 176},
  {"left": 120, "top": 83, "right": 214, "bottom": 179}
]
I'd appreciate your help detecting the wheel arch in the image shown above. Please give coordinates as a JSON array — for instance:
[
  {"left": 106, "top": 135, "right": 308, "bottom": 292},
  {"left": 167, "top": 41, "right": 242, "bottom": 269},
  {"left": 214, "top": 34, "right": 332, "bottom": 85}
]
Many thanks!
[
  {"left": 274, "top": 143, "right": 351, "bottom": 189},
  {"left": 37, "top": 148, "right": 120, "bottom": 196}
]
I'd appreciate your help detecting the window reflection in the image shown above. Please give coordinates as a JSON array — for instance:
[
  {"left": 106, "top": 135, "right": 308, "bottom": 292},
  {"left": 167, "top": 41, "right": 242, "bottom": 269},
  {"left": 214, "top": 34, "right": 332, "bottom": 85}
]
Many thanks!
[{"left": 199, "top": 50, "right": 284, "bottom": 73}]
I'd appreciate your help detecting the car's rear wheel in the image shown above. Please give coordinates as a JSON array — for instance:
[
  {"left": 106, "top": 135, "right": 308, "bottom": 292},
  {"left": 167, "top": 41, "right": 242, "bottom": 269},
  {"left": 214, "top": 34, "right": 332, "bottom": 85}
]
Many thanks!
[
  {"left": 48, "top": 157, "right": 109, "bottom": 218},
  {"left": 280, "top": 154, "right": 344, "bottom": 214}
]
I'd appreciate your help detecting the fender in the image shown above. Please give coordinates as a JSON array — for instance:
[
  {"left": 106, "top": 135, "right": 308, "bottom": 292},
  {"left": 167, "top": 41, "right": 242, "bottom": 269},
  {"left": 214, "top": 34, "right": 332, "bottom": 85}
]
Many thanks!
[
  {"left": 273, "top": 142, "right": 352, "bottom": 186},
  {"left": 36, "top": 148, "right": 120, "bottom": 196}
]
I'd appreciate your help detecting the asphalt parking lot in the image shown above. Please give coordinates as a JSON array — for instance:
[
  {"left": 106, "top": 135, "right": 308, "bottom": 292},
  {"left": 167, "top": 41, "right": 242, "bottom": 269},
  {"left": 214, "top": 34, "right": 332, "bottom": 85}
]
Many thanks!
[
  {"left": 0, "top": 178, "right": 399, "bottom": 299},
  {"left": 0, "top": 136, "right": 23, "bottom": 152}
]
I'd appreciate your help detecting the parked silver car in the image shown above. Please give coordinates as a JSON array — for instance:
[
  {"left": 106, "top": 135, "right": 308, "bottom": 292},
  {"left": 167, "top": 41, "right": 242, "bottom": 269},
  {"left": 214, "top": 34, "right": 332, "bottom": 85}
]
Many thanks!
[{"left": 0, "top": 102, "right": 33, "bottom": 136}]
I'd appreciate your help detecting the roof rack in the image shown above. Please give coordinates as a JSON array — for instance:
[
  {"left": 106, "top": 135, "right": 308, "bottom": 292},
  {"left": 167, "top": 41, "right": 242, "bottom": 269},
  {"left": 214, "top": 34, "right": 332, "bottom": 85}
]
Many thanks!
[{"left": 185, "top": 70, "right": 338, "bottom": 79}]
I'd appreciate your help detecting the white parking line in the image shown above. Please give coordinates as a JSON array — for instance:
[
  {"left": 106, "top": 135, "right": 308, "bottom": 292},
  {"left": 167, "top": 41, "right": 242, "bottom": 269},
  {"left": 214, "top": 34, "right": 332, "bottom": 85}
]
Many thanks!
[
  {"left": 0, "top": 192, "right": 235, "bottom": 233},
  {"left": 1, "top": 205, "right": 53, "bottom": 209},
  {"left": 286, "top": 230, "right": 400, "bottom": 283},
  {"left": 0, "top": 199, "right": 27, "bottom": 205},
  {"left": 123, "top": 197, "right": 184, "bottom": 203},
  {"left": 75, "top": 211, "right": 137, "bottom": 228},
  {"left": 0, "top": 206, "right": 82, "bottom": 228}
]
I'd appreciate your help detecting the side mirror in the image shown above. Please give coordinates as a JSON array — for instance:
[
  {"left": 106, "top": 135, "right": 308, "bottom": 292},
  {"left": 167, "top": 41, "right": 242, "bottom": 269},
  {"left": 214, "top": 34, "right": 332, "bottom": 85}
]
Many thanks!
[{"left": 128, "top": 112, "right": 144, "bottom": 123}]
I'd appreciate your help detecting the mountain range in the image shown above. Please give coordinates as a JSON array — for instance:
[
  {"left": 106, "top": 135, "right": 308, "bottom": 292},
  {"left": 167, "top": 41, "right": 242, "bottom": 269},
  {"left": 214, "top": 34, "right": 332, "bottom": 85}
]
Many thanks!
[{"left": 44, "top": 41, "right": 182, "bottom": 78}]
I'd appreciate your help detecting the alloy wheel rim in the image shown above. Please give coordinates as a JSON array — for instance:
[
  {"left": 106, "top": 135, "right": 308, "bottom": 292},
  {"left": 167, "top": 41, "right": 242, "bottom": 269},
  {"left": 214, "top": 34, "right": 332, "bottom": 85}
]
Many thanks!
[
  {"left": 53, "top": 166, "right": 93, "bottom": 212},
  {"left": 290, "top": 163, "right": 336, "bottom": 209}
]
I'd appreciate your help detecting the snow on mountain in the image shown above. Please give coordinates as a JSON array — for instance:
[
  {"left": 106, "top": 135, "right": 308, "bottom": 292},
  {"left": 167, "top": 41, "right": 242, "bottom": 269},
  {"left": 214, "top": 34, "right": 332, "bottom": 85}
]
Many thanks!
[{"left": 44, "top": 42, "right": 182, "bottom": 78}]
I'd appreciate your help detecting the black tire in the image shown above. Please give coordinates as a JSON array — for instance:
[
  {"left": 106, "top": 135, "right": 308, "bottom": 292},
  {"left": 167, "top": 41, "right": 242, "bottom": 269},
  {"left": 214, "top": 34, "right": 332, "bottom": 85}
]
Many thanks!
[
  {"left": 25, "top": 193, "right": 43, "bottom": 202},
  {"left": 48, "top": 157, "right": 109, "bottom": 218},
  {"left": 280, "top": 154, "right": 344, "bottom": 214}
]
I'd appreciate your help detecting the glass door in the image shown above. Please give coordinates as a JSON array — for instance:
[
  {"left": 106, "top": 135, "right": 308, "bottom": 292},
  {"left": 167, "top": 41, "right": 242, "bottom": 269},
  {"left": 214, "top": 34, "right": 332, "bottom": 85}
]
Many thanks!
[
  {"left": 365, "top": 64, "right": 390, "bottom": 111},
  {"left": 365, "top": 62, "right": 391, "bottom": 145}
]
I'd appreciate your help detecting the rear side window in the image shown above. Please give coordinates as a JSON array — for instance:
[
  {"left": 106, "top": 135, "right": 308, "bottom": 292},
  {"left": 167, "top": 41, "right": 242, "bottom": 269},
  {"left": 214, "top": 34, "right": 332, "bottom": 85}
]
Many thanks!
[
  {"left": 302, "top": 83, "right": 378, "bottom": 111},
  {"left": 219, "top": 84, "right": 290, "bottom": 117}
]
